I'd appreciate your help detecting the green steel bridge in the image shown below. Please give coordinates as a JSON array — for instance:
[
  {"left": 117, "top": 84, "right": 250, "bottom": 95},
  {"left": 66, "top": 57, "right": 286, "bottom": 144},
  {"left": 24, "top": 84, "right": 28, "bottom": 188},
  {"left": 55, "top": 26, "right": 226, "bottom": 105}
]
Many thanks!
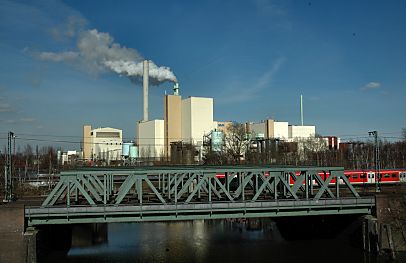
[{"left": 25, "top": 166, "right": 375, "bottom": 226}]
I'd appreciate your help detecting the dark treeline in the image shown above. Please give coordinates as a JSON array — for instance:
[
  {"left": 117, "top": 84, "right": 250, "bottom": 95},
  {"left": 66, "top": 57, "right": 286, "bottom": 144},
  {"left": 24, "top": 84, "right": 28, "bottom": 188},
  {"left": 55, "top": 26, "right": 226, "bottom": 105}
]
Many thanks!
[
  {"left": 0, "top": 144, "right": 59, "bottom": 175},
  {"left": 242, "top": 139, "right": 406, "bottom": 169}
]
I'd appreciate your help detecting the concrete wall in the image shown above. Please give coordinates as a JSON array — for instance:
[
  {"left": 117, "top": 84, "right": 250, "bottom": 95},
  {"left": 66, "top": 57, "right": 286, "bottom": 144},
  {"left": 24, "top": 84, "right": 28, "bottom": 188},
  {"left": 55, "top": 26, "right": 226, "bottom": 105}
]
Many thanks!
[
  {"left": 273, "top": 121, "right": 289, "bottom": 140},
  {"left": 251, "top": 119, "right": 288, "bottom": 140},
  {"left": 181, "top": 97, "right": 213, "bottom": 146},
  {"left": 288, "top": 125, "right": 316, "bottom": 139},
  {"left": 82, "top": 125, "right": 92, "bottom": 160},
  {"left": 164, "top": 95, "right": 182, "bottom": 158},
  {"left": 138, "top": 120, "right": 164, "bottom": 158},
  {"left": 0, "top": 205, "right": 31, "bottom": 263},
  {"left": 251, "top": 122, "right": 265, "bottom": 138},
  {"left": 181, "top": 98, "right": 191, "bottom": 143}
]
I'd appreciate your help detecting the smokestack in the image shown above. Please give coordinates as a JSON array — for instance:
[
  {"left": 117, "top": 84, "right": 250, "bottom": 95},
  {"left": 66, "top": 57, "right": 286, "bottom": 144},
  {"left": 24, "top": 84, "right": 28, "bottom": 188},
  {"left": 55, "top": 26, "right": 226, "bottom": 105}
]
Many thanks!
[
  {"left": 143, "top": 60, "right": 149, "bottom": 122},
  {"left": 300, "top": 94, "right": 304, "bottom": 126},
  {"left": 173, "top": 82, "right": 180, "bottom": 96}
]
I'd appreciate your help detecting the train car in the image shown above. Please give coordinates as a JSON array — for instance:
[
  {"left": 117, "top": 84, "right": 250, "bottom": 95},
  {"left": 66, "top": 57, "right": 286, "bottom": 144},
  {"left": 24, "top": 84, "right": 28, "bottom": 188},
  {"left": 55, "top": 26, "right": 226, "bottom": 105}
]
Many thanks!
[
  {"left": 344, "top": 170, "right": 370, "bottom": 184},
  {"left": 344, "top": 169, "right": 405, "bottom": 185},
  {"left": 401, "top": 171, "right": 406, "bottom": 183},
  {"left": 214, "top": 168, "right": 406, "bottom": 186}
]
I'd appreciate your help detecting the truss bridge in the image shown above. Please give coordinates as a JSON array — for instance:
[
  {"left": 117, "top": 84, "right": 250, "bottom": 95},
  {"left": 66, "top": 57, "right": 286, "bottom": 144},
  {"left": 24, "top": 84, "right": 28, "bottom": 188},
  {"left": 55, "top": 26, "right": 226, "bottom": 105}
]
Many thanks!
[{"left": 25, "top": 166, "right": 375, "bottom": 226}]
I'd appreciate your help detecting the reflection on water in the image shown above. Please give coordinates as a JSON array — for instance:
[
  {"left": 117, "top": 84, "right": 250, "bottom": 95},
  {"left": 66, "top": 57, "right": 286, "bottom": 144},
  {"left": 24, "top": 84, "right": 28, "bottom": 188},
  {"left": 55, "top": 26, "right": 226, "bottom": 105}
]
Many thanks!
[{"left": 42, "top": 219, "right": 405, "bottom": 263}]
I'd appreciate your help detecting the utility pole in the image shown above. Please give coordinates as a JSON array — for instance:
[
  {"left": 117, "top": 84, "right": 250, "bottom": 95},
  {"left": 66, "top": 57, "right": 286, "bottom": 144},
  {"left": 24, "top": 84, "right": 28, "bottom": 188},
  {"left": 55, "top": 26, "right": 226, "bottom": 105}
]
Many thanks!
[
  {"left": 368, "top": 131, "right": 380, "bottom": 192},
  {"left": 3, "top": 148, "right": 7, "bottom": 202},
  {"left": 36, "top": 145, "right": 39, "bottom": 175},
  {"left": 3, "top": 131, "right": 15, "bottom": 202}
]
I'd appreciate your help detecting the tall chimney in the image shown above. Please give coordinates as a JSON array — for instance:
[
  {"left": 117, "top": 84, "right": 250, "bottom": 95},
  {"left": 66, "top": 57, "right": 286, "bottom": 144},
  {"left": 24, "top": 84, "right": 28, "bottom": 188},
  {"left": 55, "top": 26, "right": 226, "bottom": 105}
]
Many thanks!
[{"left": 143, "top": 60, "right": 149, "bottom": 122}]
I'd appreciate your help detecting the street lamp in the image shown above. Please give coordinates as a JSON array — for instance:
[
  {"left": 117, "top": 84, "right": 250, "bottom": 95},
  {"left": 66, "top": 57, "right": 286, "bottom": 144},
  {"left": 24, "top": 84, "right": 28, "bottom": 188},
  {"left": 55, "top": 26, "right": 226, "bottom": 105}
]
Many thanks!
[{"left": 368, "top": 131, "right": 380, "bottom": 192}]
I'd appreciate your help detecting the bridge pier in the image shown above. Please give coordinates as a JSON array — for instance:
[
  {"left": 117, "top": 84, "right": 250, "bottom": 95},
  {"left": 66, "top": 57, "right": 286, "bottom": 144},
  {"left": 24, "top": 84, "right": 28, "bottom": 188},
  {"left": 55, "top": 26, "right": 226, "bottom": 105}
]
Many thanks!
[
  {"left": 362, "top": 215, "right": 380, "bottom": 254},
  {"left": 362, "top": 214, "right": 398, "bottom": 260},
  {"left": 24, "top": 227, "right": 38, "bottom": 263},
  {"left": 370, "top": 192, "right": 406, "bottom": 259},
  {"left": 0, "top": 204, "right": 38, "bottom": 263}
]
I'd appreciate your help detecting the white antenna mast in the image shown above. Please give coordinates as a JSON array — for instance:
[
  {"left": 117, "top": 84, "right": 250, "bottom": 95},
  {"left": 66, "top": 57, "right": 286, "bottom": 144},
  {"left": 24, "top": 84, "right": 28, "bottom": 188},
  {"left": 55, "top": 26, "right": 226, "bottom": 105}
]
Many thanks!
[{"left": 300, "top": 94, "right": 304, "bottom": 126}]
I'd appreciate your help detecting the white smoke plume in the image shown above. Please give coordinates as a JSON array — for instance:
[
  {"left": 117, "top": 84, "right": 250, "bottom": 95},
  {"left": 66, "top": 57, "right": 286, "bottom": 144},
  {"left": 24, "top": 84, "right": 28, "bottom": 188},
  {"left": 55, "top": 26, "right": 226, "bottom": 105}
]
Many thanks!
[
  {"left": 37, "top": 51, "right": 79, "bottom": 62},
  {"left": 105, "top": 60, "right": 177, "bottom": 84},
  {"left": 35, "top": 29, "right": 177, "bottom": 85}
]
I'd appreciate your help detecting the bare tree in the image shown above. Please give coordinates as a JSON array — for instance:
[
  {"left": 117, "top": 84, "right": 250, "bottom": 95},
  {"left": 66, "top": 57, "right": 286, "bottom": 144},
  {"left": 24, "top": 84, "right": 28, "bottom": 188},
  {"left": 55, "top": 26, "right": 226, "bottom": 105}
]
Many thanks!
[
  {"left": 223, "top": 122, "right": 251, "bottom": 164},
  {"left": 303, "top": 137, "right": 327, "bottom": 166}
]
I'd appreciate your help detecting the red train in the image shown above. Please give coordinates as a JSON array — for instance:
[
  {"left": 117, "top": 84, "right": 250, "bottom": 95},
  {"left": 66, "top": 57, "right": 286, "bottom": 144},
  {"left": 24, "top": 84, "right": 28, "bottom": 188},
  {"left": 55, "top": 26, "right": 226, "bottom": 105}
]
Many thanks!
[
  {"left": 216, "top": 169, "right": 406, "bottom": 185},
  {"left": 343, "top": 169, "right": 406, "bottom": 184}
]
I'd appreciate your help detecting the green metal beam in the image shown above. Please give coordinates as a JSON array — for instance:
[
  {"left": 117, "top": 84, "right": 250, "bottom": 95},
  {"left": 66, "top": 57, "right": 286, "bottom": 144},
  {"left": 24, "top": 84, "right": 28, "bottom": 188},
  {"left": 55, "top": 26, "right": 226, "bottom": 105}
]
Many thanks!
[
  {"left": 115, "top": 174, "right": 138, "bottom": 204},
  {"left": 78, "top": 175, "right": 102, "bottom": 202},
  {"left": 252, "top": 172, "right": 274, "bottom": 201},
  {"left": 41, "top": 180, "right": 64, "bottom": 207},
  {"left": 213, "top": 176, "right": 234, "bottom": 201},
  {"left": 72, "top": 179, "right": 96, "bottom": 206},
  {"left": 314, "top": 174, "right": 336, "bottom": 200}
]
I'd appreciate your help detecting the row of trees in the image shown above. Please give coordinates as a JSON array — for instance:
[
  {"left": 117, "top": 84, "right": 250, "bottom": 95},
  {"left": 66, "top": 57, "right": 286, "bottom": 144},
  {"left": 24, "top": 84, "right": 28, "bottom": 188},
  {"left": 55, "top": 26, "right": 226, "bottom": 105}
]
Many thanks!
[{"left": 0, "top": 144, "right": 59, "bottom": 176}]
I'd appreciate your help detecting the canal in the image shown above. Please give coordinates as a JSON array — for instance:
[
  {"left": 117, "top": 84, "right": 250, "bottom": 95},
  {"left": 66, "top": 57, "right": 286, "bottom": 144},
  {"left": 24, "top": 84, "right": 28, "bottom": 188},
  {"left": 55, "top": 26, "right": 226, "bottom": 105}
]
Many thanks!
[{"left": 40, "top": 215, "right": 405, "bottom": 263}]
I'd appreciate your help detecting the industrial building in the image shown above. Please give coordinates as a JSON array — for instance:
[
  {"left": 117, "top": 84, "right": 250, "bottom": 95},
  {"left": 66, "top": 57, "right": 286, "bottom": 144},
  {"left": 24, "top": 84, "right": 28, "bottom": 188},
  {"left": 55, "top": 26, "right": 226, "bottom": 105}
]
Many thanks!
[
  {"left": 74, "top": 59, "right": 335, "bottom": 166},
  {"left": 181, "top": 96, "right": 214, "bottom": 146},
  {"left": 164, "top": 84, "right": 182, "bottom": 158},
  {"left": 82, "top": 125, "right": 123, "bottom": 162},
  {"left": 248, "top": 119, "right": 316, "bottom": 141},
  {"left": 82, "top": 125, "right": 92, "bottom": 160},
  {"left": 136, "top": 61, "right": 214, "bottom": 160},
  {"left": 288, "top": 125, "right": 316, "bottom": 141},
  {"left": 249, "top": 119, "right": 289, "bottom": 140},
  {"left": 160, "top": 95, "right": 214, "bottom": 159},
  {"left": 214, "top": 121, "right": 233, "bottom": 134},
  {"left": 137, "top": 78, "right": 214, "bottom": 160},
  {"left": 80, "top": 59, "right": 324, "bottom": 164},
  {"left": 322, "top": 136, "right": 340, "bottom": 150},
  {"left": 136, "top": 120, "right": 165, "bottom": 158},
  {"left": 57, "top": 150, "right": 79, "bottom": 165}
]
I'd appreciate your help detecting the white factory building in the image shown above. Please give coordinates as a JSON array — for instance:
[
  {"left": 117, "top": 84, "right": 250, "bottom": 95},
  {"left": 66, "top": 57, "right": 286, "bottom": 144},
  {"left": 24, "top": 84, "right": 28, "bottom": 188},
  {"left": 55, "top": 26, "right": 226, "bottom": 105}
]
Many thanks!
[
  {"left": 249, "top": 119, "right": 315, "bottom": 141},
  {"left": 136, "top": 63, "right": 215, "bottom": 159},
  {"left": 82, "top": 126, "right": 123, "bottom": 162},
  {"left": 250, "top": 119, "right": 289, "bottom": 140},
  {"left": 136, "top": 120, "right": 165, "bottom": 158},
  {"left": 288, "top": 125, "right": 316, "bottom": 141},
  {"left": 181, "top": 97, "right": 214, "bottom": 146}
]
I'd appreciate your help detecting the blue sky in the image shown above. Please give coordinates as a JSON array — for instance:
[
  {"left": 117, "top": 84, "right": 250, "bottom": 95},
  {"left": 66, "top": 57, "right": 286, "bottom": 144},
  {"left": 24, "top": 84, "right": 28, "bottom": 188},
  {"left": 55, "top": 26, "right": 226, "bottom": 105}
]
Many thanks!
[{"left": 1, "top": 0, "right": 405, "bottom": 150}]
